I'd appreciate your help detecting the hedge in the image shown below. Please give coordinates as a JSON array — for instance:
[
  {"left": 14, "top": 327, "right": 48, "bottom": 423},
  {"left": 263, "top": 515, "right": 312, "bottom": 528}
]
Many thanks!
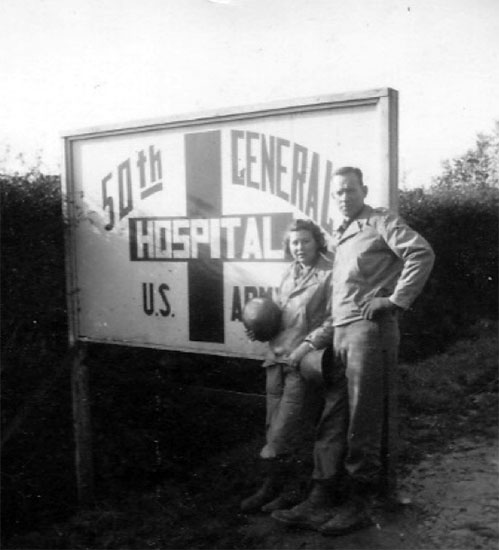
[{"left": 1, "top": 172, "right": 497, "bottom": 365}]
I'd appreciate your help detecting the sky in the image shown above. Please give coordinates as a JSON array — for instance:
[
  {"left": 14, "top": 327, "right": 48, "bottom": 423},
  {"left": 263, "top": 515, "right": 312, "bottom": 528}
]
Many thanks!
[{"left": 0, "top": 0, "right": 498, "bottom": 187}]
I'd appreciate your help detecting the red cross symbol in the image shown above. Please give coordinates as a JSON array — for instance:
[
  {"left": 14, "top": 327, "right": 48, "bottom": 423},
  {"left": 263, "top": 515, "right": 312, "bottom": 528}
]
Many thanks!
[{"left": 179, "top": 131, "right": 293, "bottom": 343}]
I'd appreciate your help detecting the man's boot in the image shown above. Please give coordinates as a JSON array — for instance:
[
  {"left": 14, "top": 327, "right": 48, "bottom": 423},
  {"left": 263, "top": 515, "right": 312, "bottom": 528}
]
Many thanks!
[
  {"left": 271, "top": 480, "right": 335, "bottom": 529},
  {"left": 318, "top": 480, "right": 372, "bottom": 536},
  {"left": 260, "top": 488, "right": 301, "bottom": 513},
  {"left": 240, "top": 459, "right": 285, "bottom": 513}
]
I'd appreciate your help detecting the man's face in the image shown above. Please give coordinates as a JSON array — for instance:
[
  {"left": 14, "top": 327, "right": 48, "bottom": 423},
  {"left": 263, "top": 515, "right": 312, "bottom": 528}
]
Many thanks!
[{"left": 332, "top": 173, "right": 367, "bottom": 219}]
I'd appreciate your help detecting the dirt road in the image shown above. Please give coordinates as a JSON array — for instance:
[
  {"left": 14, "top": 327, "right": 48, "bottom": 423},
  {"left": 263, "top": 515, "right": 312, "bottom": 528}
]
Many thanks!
[{"left": 240, "top": 435, "right": 499, "bottom": 550}]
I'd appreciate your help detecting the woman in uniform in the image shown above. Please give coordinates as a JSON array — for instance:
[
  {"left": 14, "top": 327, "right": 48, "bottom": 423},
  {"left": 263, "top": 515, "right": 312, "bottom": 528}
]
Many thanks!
[{"left": 241, "top": 219, "right": 347, "bottom": 520}]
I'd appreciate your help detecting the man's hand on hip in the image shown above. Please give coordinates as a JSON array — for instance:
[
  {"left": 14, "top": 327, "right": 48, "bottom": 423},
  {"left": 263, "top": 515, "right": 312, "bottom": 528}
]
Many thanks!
[{"left": 361, "top": 297, "right": 398, "bottom": 320}]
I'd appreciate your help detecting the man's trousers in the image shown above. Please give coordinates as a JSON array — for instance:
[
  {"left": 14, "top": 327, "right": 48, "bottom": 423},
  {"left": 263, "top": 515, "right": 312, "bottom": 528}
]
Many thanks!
[{"left": 333, "top": 312, "right": 400, "bottom": 494}]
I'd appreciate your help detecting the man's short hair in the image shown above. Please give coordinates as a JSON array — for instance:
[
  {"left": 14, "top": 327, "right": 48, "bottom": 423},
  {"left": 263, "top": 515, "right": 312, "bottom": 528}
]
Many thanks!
[{"left": 333, "top": 166, "right": 364, "bottom": 186}]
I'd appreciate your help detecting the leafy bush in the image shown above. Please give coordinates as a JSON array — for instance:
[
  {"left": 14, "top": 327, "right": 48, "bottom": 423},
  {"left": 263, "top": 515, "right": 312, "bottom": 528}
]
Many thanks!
[
  {"left": 1, "top": 171, "right": 67, "bottom": 355},
  {"left": 434, "top": 121, "right": 499, "bottom": 191},
  {"left": 1, "top": 171, "right": 72, "bottom": 542},
  {"left": 398, "top": 124, "right": 498, "bottom": 358}
]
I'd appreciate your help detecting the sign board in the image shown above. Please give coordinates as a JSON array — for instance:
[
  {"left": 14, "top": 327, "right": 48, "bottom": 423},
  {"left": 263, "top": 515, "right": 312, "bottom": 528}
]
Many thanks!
[{"left": 62, "top": 88, "right": 398, "bottom": 359}]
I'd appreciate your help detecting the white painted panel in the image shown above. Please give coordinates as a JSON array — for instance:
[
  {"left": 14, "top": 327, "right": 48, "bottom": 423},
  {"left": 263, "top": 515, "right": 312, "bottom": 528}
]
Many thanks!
[{"left": 64, "top": 90, "right": 397, "bottom": 358}]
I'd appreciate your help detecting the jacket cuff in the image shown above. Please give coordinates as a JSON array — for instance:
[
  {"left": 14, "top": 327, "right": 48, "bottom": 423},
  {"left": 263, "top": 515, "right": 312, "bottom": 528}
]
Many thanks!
[
  {"left": 389, "top": 297, "right": 407, "bottom": 310},
  {"left": 304, "top": 339, "right": 316, "bottom": 350}
]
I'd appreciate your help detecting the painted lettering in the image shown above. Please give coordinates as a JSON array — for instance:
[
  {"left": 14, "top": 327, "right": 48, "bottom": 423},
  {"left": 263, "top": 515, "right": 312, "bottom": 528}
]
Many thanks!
[
  {"left": 221, "top": 217, "right": 241, "bottom": 259},
  {"left": 246, "top": 131, "right": 260, "bottom": 189},
  {"left": 241, "top": 217, "right": 263, "bottom": 259},
  {"left": 229, "top": 129, "right": 334, "bottom": 234},
  {"left": 129, "top": 213, "right": 291, "bottom": 261},
  {"left": 231, "top": 286, "right": 242, "bottom": 321},
  {"left": 291, "top": 143, "right": 307, "bottom": 210},
  {"left": 135, "top": 219, "right": 155, "bottom": 259},
  {"left": 305, "top": 152, "right": 319, "bottom": 220},
  {"left": 101, "top": 172, "right": 115, "bottom": 231},
  {"left": 142, "top": 282, "right": 155, "bottom": 315},
  {"left": 155, "top": 220, "right": 173, "bottom": 259},
  {"left": 158, "top": 283, "right": 171, "bottom": 317},
  {"left": 172, "top": 219, "right": 190, "bottom": 258},
  {"left": 275, "top": 137, "right": 290, "bottom": 202},
  {"left": 137, "top": 150, "right": 147, "bottom": 192},
  {"left": 101, "top": 145, "right": 164, "bottom": 230},
  {"left": 261, "top": 134, "right": 275, "bottom": 193},
  {"left": 231, "top": 130, "right": 245, "bottom": 185},
  {"left": 321, "top": 160, "right": 333, "bottom": 234},
  {"left": 118, "top": 159, "right": 133, "bottom": 220},
  {"left": 142, "top": 282, "right": 172, "bottom": 317}
]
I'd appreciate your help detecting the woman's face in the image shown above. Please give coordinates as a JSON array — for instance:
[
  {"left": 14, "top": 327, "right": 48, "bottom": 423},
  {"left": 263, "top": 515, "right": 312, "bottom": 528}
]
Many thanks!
[{"left": 289, "top": 229, "right": 319, "bottom": 266}]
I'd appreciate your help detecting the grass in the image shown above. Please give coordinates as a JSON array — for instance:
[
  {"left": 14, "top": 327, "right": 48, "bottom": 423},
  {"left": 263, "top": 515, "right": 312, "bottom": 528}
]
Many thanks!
[{"left": 2, "top": 321, "right": 497, "bottom": 549}]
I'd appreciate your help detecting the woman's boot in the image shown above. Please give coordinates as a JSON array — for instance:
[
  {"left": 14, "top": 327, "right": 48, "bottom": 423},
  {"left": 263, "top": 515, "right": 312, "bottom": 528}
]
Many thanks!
[
  {"left": 240, "top": 458, "right": 285, "bottom": 513},
  {"left": 270, "top": 480, "right": 335, "bottom": 527}
]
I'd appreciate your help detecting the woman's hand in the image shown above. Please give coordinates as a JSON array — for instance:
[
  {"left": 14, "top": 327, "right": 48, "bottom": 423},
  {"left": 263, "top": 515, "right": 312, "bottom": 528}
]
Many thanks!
[{"left": 287, "top": 341, "right": 313, "bottom": 370}]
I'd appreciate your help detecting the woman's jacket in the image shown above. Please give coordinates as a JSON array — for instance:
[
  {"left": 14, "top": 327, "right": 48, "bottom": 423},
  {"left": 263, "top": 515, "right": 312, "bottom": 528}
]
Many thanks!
[{"left": 263, "top": 252, "right": 333, "bottom": 367}]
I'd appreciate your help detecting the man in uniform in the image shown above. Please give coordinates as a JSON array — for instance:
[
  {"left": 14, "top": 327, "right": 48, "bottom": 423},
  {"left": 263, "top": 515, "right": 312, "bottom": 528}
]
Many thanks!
[{"left": 273, "top": 166, "right": 435, "bottom": 535}]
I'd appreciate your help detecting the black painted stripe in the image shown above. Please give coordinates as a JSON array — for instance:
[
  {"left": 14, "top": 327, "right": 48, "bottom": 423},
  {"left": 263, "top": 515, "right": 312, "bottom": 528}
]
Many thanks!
[{"left": 184, "top": 131, "right": 224, "bottom": 343}]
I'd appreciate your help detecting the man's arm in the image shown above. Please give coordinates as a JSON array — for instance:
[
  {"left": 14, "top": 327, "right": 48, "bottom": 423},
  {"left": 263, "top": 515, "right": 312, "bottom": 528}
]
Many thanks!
[
  {"left": 303, "top": 269, "right": 335, "bottom": 349},
  {"left": 369, "top": 211, "right": 435, "bottom": 314}
]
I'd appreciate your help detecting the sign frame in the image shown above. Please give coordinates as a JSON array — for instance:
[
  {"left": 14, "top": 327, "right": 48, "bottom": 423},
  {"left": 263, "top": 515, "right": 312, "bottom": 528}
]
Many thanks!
[{"left": 61, "top": 87, "right": 398, "bottom": 356}]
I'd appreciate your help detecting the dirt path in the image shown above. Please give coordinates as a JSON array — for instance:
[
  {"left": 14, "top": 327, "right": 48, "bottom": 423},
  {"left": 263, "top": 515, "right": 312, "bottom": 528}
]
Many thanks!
[{"left": 240, "top": 435, "right": 499, "bottom": 550}]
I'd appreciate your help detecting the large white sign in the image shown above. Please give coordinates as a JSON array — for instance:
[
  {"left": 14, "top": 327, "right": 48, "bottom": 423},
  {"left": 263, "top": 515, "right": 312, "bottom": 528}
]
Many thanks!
[{"left": 62, "top": 88, "right": 398, "bottom": 358}]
